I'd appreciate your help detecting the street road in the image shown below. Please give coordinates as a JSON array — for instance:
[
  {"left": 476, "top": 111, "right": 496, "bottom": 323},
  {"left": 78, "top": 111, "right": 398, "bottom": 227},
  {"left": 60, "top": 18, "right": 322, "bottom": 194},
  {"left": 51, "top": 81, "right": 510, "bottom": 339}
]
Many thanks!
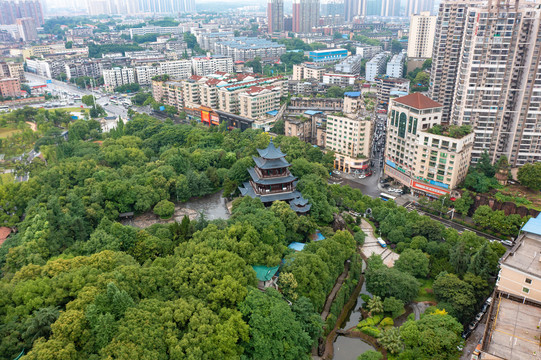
[{"left": 24, "top": 72, "right": 128, "bottom": 118}]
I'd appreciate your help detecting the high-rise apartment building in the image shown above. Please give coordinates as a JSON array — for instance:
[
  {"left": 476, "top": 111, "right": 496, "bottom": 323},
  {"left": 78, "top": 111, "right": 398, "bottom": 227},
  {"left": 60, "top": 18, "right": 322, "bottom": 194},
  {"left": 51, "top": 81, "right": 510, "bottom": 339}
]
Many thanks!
[
  {"left": 0, "top": 0, "right": 43, "bottom": 26},
  {"left": 450, "top": 0, "right": 541, "bottom": 165},
  {"left": 405, "top": 0, "right": 433, "bottom": 17},
  {"left": 267, "top": 0, "right": 284, "bottom": 33},
  {"left": 292, "top": 0, "right": 319, "bottom": 34},
  {"left": 16, "top": 17, "right": 37, "bottom": 42},
  {"left": 407, "top": 11, "right": 436, "bottom": 59},
  {"left": 344, "top": 0, "right": 365, "bottom": 20},
  {"left": 429, "top": 0, "right": 478, "bottom": 124},
  {"left": 432, "top": 0, "right": 541, "bottom": 165}
]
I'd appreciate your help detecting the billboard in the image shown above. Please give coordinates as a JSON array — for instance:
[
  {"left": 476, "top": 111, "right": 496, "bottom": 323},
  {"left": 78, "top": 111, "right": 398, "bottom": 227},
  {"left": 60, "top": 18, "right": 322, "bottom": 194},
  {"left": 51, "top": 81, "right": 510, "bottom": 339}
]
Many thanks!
[
  {"left": 210, "top": 113, "right": 219, "bottom": 126},
  {"left": 411, "top": 180, "right": 450, "bottom": 196},
  {"left": 201, "top": 110, "right": 210, "bottom": 124}
]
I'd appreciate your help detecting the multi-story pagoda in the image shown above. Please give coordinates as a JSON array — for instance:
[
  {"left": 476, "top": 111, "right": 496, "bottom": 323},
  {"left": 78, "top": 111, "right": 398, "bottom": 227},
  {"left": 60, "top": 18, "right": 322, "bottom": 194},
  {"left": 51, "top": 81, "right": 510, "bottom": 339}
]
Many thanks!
[{"left": 239, "top": 140, "right": 311, "bottom": 214}]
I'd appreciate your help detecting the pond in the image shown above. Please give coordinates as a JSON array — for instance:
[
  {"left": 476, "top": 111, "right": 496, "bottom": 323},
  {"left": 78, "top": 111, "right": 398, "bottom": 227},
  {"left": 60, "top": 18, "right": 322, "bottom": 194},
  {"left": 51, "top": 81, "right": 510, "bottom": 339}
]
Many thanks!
[
  {"left": 333, "top": 336, "right": 376, "bottom": 360},
  {"left": 182, "top": 190, "right": 230, "bottom": 221}
]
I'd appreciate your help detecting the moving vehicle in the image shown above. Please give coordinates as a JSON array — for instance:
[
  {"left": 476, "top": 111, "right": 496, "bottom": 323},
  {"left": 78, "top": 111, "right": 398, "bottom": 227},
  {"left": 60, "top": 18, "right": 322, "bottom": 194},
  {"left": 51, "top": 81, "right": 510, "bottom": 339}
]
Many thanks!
[
  {"left": 377, "top": 238, "right": 387, "bottom": 248},
  {"left": 380, "top": 193, "right": 396, "bottom": 201}
]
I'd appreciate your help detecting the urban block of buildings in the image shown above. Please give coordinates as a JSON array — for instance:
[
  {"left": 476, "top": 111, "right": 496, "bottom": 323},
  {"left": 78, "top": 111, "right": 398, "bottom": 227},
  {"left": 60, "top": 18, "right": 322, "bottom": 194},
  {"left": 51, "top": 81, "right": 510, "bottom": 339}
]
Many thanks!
[
  {"left": 214, "top": 37, "right": 286, "bottom": 61},
  {"left": 386, "top": 50, "right": 406, "bottom": 78},
  {"left": 308, "top": 48, "right": 348, "bottom": 63},
  {"left": 335, "top": 54, "right": 363, "bottom": 74}
]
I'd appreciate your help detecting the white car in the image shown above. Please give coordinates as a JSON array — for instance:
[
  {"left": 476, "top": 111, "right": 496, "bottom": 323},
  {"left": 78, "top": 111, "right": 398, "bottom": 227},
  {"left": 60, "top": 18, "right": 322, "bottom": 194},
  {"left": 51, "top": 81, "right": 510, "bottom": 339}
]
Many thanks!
[
  {"left": 334, "top": 171, "right": 341, "bottom": 175},
  {"left": 501, "top": 240, "right": 513, "bottom": 247}
]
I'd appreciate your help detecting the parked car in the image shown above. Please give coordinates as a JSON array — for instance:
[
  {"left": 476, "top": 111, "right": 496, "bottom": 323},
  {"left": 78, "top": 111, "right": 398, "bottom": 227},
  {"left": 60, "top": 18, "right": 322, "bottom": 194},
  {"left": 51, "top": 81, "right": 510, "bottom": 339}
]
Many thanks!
[
  {"left": 481, "top": 303, "right": 489, "bottom": 313},
  {"left": 462, "top": 329, "right": 472, "bottom": 339},
  {"left": 486, "top": 297, "right": 493, "bottom": 305},
  {"left": 501, "top": 239, "right": 513, "bottom": 246},
  {"left": 468, "top": 320, "right": 478, "bottom": 331},
  {"left": 475, "top": 312, "right": 484, "bottom": 322}
]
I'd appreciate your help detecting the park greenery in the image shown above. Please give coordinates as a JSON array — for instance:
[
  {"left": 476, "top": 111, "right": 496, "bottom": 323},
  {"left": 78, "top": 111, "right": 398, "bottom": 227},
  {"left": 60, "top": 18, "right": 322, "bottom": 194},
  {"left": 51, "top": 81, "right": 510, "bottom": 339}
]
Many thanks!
[{"left": 0, "top": 107, "right": 525, "bottom": 359}]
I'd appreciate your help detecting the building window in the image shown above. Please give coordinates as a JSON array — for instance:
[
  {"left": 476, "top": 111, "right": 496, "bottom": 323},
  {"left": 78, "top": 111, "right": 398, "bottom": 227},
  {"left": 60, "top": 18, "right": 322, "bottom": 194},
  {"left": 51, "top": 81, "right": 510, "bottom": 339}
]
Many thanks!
[
  {"left": 525, "top": 278, "right": 532, "bottom": 284},
  {"left": 523, "top": 287, "right": 530, "bottom": 294}
]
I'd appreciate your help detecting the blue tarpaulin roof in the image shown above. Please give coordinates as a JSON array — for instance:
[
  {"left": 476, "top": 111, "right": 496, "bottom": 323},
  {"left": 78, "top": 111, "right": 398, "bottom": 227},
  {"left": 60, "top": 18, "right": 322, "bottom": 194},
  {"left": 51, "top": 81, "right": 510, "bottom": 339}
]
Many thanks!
[
  {"left": 304, "top": 110, "right": 322, "bottom": 116},
  {"left": 344, "top": 91, "right": 361, "bottom": 97},
  {"left": 266, "top": 110, "right": 278, "bottom": 116},
  {"left": 288, "top": 242, "right": 306, "bottom": 251},
  {"left": 252, "top": 265, "right": 280, "bottom": 281},
  {"left": 522, "top": 213, "right": 541, "bottom": 236}
]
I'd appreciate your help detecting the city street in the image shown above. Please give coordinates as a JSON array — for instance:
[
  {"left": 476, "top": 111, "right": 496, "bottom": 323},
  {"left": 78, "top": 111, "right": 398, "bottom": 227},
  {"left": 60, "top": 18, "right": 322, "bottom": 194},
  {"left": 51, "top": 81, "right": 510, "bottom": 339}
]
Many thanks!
[{"left": 24, "top": 72, "right": 128, "bottom": 119}]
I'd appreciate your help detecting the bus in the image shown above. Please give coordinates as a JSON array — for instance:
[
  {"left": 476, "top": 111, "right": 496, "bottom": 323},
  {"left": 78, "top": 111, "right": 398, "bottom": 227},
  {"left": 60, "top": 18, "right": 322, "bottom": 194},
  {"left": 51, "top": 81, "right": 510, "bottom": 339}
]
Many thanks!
[
  {"left": 380, "top": 193, "right": 396, "bottom": 202},
  {"left": 377, "top": 238, "right": 387, "bottom": 248}
]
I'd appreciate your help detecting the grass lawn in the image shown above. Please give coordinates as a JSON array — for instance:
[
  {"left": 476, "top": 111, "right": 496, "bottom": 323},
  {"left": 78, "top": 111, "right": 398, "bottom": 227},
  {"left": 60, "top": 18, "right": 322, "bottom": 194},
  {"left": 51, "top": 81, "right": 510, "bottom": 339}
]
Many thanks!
[
  {"left": 48, "top": 107, "right": 88, "bottom": 113},
  {"left": 0, "top": 172, "right": 14, "bottom": 184},
  {"left": 416, "top": 278, "right": 436, "bottom": 303},
  {"left": 0, "top": 128, "right": 21, "bottom": 138}
]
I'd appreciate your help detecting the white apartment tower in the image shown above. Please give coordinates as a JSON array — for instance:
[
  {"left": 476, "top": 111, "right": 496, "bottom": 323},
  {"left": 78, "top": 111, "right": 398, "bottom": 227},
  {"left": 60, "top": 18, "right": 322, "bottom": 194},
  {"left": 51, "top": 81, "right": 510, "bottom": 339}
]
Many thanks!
[
  {"left": 449, "top": 0, "right": 541, "bottom": 165},
  {"left": 407, "top": 11, "right": 436, "bottom": 59}
]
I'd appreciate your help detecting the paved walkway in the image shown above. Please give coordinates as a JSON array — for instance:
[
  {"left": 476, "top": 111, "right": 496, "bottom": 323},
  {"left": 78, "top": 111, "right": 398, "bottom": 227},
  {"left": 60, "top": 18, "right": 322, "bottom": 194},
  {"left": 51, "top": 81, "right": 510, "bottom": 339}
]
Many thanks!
[
  {"left": 320, "top": 260, "right": 351, "bottom": 321},
  {"left": 360, "top": 219, "right": 399, "bottom": 267}
]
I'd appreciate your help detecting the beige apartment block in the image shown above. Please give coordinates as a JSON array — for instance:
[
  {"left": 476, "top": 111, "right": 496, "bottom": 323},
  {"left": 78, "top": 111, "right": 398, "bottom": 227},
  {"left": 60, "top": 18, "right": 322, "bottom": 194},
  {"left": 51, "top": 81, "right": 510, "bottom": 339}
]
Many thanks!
[
  {"left": 239, "top": 86, "right": 281, "bottom": 119},
  {"left": 292, "top": 63, "right": 325, "bottom": 82},
  {"left": 385, "top": 93, "right": 473, "bottom": 196},
  {"left": 325, "top": 113, "right": 374, "bottom": 170}
]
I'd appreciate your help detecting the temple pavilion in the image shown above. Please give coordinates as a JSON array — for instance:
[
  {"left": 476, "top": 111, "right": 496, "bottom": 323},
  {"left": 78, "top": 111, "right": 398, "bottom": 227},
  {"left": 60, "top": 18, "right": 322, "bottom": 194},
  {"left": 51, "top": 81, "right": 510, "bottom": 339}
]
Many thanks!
[{"left": 239, "top": 140, "right": 311, "bottom": 214}]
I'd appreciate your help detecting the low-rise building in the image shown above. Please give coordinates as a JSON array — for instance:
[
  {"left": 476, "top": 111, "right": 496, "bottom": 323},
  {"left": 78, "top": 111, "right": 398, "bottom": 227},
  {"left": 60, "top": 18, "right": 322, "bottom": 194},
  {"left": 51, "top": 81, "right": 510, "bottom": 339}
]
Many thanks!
[
  {"left": 214, "top": 37, "right": 286, "bottom": 61},
  {"left": 335, "top": 54, "right": 363, "bottom": 74},
  {"left": 239, "top": 85, "right": 281, "bottom": 119},
  {"left": 192, "top": 56, "right": 233, "bottom": 76},
  {"left": 308, "top": 48, "right": 348, "bottom": 63},
  {"left": 103, "top": 67, "right": 136, "bottom": 91},
  {"left": 326, "top": 113, "right": 374, "bottom": 172},
  {"left": 129, "top": 26, "right": 184, "bottom": 38},
  {"left": 322, "top": 73, "right": 356, "bottom": 87},
  {"left": 0, "top": 62, "right": 24, "bottom": 82},
  {"left": 375, "top": 76, "right": 410, "bottom": 108},
  {"left": 0, "top": 77, "right": 20, "bottom": 98},
  {"left": 384, "top": 93, "right": 474, "bottom": 196},
  {"left": 366, "top": 51, "right": 389, "bottom": 82},
  {"left": 355, "top": 45, "right": 383, "bottom": 59},
  {"left": 292, "top": 62, "right": 325, "bottom": 82},
  {"left": 289, "top": 97, "right": 343, "bottom": 111},
  {"left": 343, "top": 91, "right": 362, "bottom": 114},
  {"left": 480, "top": 216, "right": 541, "bottom": 360},
  {"left": 386, "top": 50, "right": 406, "bottom": 78},
  {"left": 65, "top": 59, "right": 112, "bottom": 80}
]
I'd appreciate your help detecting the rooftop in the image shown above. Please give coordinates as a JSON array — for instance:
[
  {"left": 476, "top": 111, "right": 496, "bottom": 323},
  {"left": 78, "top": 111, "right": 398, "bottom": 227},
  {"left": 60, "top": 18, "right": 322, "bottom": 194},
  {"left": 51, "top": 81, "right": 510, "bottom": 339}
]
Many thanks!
[
  {"left": 256, "top": 140, "right": 286, "bottom": 160},
  {"left": 252, "top": 265, "right": 279, "bottom": 281},
  {"left": 425, "top": 124, "right": 473, "bottom": 139},
  {"left": 501, "top": 233, "right": 541, "bottom": 279},
  {"left": 522, "top": 213, "right": 541, "bottom": 236},
  {"left": 483, "top": 297, "right": 541, "bottom": 360},
  {"left": 393, "top": 93, "right": 442, "bottom": 110}
]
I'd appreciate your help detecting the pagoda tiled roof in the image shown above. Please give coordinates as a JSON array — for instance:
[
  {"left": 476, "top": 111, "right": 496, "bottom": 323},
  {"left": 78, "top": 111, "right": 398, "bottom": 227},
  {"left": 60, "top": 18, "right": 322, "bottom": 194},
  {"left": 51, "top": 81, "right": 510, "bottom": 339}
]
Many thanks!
[
  {"left": 248, "top": 168, "right": 296, "bottom": 185},
  {"left": 291, "top": 196, "right": 310, "bottom": 206},
  {"left": 257, "top": 139, "right": 286, "bottom": 160},
  {"left": 290, "top": 202, "right": 312, "bottom": 213},
  {"left": 252, "top": 156, "right": 291, "bottom": 170},
  {"left": 239, "top": 182, "right": 301, "bottom": 203}
]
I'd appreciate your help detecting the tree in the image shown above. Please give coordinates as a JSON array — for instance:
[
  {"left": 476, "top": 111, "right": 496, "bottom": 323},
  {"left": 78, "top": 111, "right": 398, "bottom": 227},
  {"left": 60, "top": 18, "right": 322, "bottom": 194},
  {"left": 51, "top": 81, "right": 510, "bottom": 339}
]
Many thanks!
[
  {"left": 245, "top": 58, "right": 262, "bottom": 74},
  {"left": 477, "top": 151, "right": 496, "bottom": 177},
  {"left": 153, "top": 199, "right": 175, "bottom": 219},
  {"left": 383, "top": 297, "right": 405, "bottom": 319},
  {"left": 81, "top": 95, "right": 95, "bottom": 106},
  {"left": 378, "top": 327, "right": 402, "bottom": 354},
  {"left": 432, "top": 272, "right": 477, "bottom": 321},
  {"left": 23, "top": 306, "right": 60, "bottom": 345},
  {"left": 395, "top": 249, "right": 429, "bottom": 278},
  {"left": 365, "top": 261, "right": 420, "bottom": 303},
  {"left": 239, "top": 287, "right": 316, "bottom": 360},
  {"left": 65, "top": 41, "right": 73, "bottom": 49},
  {"left": 391, "top": 40, "right": 403, "bottom": 54},
  {"left": 358, "top": 350, "right": 383, "bottom": 360},
  {"left": 368, "top": 295, "right": 384, "bottom": 314},
  {"left": 400, "top": 312, "right": 462, "bottom": 359},
  {"left": 518, "top": 162, "right": 541, "bottom": 191},
  {"left": 454, "top": 190, "right": 473, "bottom": 218}
]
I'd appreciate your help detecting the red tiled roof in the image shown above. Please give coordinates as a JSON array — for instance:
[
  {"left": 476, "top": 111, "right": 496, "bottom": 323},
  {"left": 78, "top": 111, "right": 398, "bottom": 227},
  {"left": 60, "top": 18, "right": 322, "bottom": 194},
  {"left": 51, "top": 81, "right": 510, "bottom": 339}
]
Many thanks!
[
  {"left": 189, "top": 75, "right": 203, "bottom": 81},
  {"left": 205, "top": 78, "right": 222, "bottom": 85},
  {"left": 393, "top": 93, "right": 442, "bottom": 109},
  {"left": 0, "top": 227, "right": 11, "bottom": 246}
]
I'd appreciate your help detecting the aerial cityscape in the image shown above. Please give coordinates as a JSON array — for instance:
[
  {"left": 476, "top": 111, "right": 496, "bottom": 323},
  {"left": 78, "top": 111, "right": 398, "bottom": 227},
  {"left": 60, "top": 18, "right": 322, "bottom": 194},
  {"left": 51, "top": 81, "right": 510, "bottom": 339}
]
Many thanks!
[{"left": 0, "top": 0, "right": 540, "bottom": 359}]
